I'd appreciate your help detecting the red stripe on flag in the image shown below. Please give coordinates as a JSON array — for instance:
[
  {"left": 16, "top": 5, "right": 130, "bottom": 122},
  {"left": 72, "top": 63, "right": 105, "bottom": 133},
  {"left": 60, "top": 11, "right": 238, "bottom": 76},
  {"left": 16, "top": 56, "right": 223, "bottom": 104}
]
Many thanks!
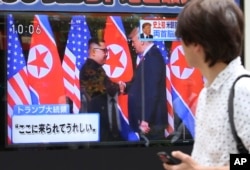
[
  {"left": 8, "top": 75, "right": 29, "bottom": 104},
  {"left": 63, "top": 53, "right": 75, "bottom": 71},
  {"left": 63, "top": 72, "right": 75, "bottom": 87},
  {"left": 166, "top": 65, "right": 174, "bottom": 135},
  {"left": 7, "top": 92, "right": 16, "bottom": 109}
]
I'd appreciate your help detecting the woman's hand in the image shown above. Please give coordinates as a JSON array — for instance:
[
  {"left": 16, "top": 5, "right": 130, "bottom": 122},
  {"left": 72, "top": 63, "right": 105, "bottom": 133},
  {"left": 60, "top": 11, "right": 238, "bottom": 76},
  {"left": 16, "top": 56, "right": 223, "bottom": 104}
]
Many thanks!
[
  {"left": 163, "top": 151, "right": 199, "bottom": 170},
  {"left": 163, "top": 151, "right": 229, "bottom": 170}
]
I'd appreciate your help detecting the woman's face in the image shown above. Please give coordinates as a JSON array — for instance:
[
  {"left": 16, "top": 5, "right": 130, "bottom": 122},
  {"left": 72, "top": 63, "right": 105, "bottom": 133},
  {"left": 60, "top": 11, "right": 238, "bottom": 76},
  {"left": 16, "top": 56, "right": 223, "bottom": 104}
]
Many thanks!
[
  {"left": 182, "top": 40, "right": 199, "bottom": 67},
  {"left": 181, "top": 40, "right": 204, "bottom": 68}
]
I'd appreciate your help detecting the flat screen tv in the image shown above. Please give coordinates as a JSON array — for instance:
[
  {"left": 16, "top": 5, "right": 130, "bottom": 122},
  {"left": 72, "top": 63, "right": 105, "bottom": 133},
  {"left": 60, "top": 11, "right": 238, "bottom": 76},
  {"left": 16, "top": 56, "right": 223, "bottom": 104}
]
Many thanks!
[{"left": 0, "top": 0, "right": 240, "bottom": 149}]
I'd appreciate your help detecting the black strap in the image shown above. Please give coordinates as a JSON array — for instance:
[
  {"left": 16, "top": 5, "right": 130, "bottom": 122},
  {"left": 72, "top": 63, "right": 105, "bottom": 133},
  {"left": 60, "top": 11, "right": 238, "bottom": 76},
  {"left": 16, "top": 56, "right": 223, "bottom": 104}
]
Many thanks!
[
  {"left": 110, "top": 98, "right": 119, "bottom": 137},
  {"left": 228, "top": 74, "right": 250, "bottom": 154}
]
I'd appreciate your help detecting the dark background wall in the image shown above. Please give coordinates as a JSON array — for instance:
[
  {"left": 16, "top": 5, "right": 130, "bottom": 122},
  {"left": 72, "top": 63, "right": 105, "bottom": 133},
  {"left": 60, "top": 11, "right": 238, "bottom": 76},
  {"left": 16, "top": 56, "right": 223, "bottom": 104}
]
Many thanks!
[{"left": 0, "top": 144, "right": 192, "bottom": 170}]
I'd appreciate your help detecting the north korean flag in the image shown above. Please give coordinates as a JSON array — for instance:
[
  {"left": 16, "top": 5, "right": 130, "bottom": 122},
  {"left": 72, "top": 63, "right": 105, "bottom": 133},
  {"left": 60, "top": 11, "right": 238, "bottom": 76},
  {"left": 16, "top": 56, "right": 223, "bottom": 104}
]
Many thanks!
[
  {"left": 103, "top": 16, "right": 133, "bottom": 83},
  {"left": 104, "top": 16, "right": 138, "bottom": 141},
  {"left": 27, "top": 15, "right": 66, "bottom": 104},
  {"left": 169, "top": 41, "right": 204, "bottom": 136}
]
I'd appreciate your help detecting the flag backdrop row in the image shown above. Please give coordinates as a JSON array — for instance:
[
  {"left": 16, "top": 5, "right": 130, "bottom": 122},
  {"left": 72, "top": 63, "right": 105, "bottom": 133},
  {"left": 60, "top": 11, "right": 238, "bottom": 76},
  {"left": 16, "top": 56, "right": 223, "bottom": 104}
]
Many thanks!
[{"left": 7, "top": 14, "right": 204, "bottom": 143}]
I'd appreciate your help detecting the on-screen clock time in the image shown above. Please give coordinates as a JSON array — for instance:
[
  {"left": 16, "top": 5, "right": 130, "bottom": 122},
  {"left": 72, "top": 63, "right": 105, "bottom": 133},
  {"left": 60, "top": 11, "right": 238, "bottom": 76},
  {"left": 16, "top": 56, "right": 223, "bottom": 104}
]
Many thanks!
[{"left": 11, "top": 24, "right": 42, "bottom": 35}]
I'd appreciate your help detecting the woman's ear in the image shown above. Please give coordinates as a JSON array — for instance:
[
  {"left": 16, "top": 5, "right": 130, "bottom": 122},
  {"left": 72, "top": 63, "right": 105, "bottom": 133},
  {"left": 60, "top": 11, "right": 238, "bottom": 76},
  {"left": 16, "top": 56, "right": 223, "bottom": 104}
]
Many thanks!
[
  {"left": 194, "top": 43, "right": 204, "bottom": 54},
  {"left": 194, "top": 43, "right": 206, "bottom": 64}
]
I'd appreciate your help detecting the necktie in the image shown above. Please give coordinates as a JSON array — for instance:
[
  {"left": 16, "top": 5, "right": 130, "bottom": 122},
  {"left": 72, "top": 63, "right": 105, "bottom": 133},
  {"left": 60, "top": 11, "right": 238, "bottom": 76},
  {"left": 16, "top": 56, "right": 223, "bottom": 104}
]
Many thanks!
[
  {"left": 110, "top": 98, "right": 119, "bottom": 137},
  {"left": 139, "top": 54, "right": 144, "bottom": 64},
  {"left": 136, "top": 54, "right": 144, "bottom": 67}
]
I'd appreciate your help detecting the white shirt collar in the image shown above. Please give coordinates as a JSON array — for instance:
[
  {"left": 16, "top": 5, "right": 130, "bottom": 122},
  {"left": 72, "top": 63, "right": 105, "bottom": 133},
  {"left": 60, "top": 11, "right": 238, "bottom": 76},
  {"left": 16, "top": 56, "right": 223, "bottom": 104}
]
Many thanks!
[{"left": 142, "top": 43, "right": 154, "bottom": 57}]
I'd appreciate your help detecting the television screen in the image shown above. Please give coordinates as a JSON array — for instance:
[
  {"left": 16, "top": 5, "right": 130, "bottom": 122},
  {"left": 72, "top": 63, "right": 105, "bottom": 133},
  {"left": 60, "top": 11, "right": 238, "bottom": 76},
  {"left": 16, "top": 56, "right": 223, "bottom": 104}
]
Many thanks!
[{"left": 0, "top": 1, "right": 205, "bottom": 149}]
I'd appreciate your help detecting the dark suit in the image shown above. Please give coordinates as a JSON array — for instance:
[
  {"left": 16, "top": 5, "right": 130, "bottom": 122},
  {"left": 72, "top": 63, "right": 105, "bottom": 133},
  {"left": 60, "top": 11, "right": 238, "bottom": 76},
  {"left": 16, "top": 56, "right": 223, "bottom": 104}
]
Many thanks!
[
  {"left": 127, "top": 45, "right": 167, "bottom": 140},
  {"left": 88, "top": 94, "right": 124, "bottom": 141},
  {"left": 79, "top": 58, "right": 108, "bottom": 99},
  {"left": 79, "top": 58, "right": 117, "bottom": 113},
  {"left": 140, "top": 33, "right": 153, "bottom": 39}
]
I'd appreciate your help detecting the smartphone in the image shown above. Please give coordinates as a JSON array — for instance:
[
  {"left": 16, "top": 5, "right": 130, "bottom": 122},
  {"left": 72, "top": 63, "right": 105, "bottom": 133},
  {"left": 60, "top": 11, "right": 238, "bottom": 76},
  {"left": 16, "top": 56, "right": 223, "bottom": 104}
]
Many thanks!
[{"left": 157, "top": 151, "right": 180, "bottom": 165}]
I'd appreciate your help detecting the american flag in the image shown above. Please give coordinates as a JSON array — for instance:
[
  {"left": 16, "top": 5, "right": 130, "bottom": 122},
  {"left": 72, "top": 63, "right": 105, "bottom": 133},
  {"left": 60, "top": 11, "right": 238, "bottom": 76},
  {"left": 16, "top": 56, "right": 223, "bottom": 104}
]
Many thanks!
[
  {"left": 62, "top": 15, "right": 91, "bottom": 113},
  {"left": 7, "top": 14, "right": 32, "bottom": 143},
  {"left": 154, "top": 41, "right": 174, "bottom": 136}
]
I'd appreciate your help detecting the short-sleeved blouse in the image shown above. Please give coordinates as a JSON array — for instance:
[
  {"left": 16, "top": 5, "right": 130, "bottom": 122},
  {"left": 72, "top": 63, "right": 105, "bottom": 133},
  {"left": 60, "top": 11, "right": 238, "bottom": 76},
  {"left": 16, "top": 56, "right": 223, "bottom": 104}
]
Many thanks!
[{"left": 192, "top": 57, "right": 250, "bottom": 166}]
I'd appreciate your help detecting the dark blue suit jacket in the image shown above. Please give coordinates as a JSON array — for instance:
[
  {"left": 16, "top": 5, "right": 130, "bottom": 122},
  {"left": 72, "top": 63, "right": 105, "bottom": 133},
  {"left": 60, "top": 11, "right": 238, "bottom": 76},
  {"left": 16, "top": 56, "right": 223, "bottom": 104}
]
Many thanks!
[
  {"left": 127, "top": 45, "right": 168, "bottom": 139},
  {"left": 140, "top": 33, "right": 153, "bottom": 39}
]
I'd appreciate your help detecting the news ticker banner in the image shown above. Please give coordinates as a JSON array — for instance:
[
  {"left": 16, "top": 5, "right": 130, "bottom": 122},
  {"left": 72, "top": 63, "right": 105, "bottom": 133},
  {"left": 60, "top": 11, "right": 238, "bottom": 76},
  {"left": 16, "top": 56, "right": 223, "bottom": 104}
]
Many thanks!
[
  {"left": 12, "top": 104, "right": 100, "bottom": 144},
  {"left": 230, "top": 154, "right": 250, "bottom": 170}
]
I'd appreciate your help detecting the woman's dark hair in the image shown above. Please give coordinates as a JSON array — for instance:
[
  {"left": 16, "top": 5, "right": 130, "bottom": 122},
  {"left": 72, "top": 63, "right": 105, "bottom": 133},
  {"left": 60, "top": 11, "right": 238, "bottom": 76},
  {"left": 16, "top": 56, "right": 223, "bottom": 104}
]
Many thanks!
[{"left": 176, "top": 0, "right": 244, "bottom": 67}]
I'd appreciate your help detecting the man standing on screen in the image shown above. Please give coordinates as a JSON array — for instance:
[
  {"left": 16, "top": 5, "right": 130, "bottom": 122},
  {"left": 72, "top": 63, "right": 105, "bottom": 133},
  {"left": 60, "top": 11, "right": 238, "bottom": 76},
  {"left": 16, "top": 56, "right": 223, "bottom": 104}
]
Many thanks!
[
  {"left": 88, "top": 79, "right": 124, "bottom": 141},
  {"left": 79, "top": 38, "right": 119, "bottom": 111},
  {"left": 140, "top": 22, "right": 153, "bottom": 39},
  {"left": 119, "top": 27, "right": 167, "bottom": 140}
]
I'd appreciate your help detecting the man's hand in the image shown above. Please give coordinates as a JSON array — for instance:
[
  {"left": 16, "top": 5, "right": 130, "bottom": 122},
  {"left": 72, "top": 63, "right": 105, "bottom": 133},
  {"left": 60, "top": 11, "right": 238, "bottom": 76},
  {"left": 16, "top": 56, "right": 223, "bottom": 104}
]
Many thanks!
[
  {"left": 118, "top": 81, "right": 126, "bottom": 94},
  {"left": 139, "top": 120, "right": 150, "bottom": 134}
]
